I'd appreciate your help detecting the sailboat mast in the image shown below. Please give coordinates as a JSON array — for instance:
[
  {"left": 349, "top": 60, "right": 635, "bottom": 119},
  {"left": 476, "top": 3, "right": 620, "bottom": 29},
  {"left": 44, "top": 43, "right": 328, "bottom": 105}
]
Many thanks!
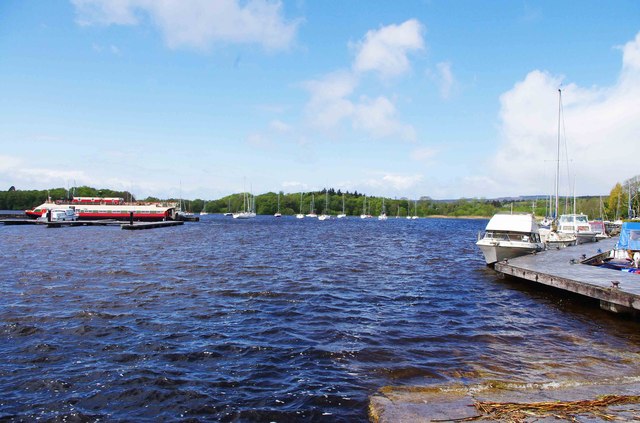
[{"left": 554, "top": 89, "right": 561, "bottom": 220}]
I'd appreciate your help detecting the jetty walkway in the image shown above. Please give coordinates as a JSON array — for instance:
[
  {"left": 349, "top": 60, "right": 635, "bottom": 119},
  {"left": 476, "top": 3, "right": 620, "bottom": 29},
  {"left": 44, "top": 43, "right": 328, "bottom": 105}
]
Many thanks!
[
  {"left": 0, "top": 219, "right": 184, "bottom": 230},
  {"left": 495, "top": 237, "right": 640, "bottom": 314}
]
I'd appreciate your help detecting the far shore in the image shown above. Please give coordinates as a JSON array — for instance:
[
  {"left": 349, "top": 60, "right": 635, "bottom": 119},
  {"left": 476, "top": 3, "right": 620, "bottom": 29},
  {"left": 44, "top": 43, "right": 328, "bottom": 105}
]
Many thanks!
[{"left": 423, "top": 215, "right": 490, "bottom": 220}]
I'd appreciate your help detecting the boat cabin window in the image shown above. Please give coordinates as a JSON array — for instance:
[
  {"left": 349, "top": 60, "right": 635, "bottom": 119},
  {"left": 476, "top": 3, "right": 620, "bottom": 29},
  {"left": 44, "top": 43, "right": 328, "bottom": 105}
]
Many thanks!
[{"left": 485, "top": 231, "right": 540, "bottom": 243}]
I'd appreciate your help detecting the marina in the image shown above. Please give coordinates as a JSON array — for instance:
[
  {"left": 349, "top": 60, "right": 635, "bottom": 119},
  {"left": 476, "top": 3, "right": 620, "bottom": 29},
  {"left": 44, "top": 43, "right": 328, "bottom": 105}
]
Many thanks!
[
  {"left": 4, "top": 2, "right": 640, "bottom": 421},
  {"left": 3, "top": 215, "right": 640, "bottom": 421}
]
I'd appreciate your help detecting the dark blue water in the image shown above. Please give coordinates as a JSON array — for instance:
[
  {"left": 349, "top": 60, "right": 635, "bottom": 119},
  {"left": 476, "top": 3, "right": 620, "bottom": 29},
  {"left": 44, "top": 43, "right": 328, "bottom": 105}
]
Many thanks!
[{"left": 2, "top": 216, "right": 640, "bottom": 421}]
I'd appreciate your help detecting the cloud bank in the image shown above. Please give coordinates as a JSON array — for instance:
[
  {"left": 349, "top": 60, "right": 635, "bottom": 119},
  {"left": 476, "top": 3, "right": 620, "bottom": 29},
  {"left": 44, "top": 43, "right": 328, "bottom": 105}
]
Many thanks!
[
  {"left": 303, "top": 19, "right": 424, "bottom": 141},
  {"left": 72, "top": 0, "right": 300, "bottom": 51},
  {"left": 486, "top": 31, "right": 640, "bottom": 197}
]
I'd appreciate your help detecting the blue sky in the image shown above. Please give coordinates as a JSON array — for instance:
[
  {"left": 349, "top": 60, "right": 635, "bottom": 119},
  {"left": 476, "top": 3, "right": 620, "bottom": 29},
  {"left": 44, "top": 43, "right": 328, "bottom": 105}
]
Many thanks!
[{"left": 1, "top": 1, "right": 640, "bottom": 200}]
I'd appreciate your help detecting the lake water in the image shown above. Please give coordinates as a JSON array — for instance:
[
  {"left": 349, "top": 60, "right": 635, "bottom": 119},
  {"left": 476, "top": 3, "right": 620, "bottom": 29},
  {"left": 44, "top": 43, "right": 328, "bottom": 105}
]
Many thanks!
[{"left": 2, "top": 216, "right": 640, "bottom": 421}]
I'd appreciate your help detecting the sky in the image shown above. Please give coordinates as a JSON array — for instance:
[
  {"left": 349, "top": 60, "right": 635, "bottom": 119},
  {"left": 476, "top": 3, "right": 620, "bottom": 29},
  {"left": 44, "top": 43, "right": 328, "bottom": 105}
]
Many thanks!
[{"left": 1, "top": 1, "right": 640, "bottom": 201}]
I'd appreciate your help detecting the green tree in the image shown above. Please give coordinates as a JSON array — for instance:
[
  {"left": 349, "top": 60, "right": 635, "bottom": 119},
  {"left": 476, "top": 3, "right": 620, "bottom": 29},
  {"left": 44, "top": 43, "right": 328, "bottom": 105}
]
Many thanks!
[{"left": 607, "top": 183, "right": 626, "bottom": 220}]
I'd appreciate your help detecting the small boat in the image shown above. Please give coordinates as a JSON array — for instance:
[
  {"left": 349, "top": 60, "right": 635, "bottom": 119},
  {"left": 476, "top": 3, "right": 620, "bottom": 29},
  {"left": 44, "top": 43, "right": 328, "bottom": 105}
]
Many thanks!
[
  {"left": 587, "top": 222, "right": 640, "bottom": 273},
  {"left": 296, "top": 192, "right": 305, "bottom": 219},
  {"left": 378, "top": 198, "right": 387, "bottom": 221},
  {"left": 540, "top": 229, "right": 576, "bottom": 249},
  {"left": 224, "top": 198, "right": 233, "bottom": 216},
  {"left": 274, "top": 192, "right": 282, "bottom": 218},
  {"left": 318, "top": 191, "right": 331, "bottom": 221},
  {"left": 360, "top": 196, "right": 371, "bottom": 219},
  {"left": 306, "top": 194, "right": 318, "bottom": 218},
  {"left": 557, "top": 213, "right": 598, "bottom": 244},
  {"left": 411, "top": 200, "right": 419, "bottom": 219},
  {"left": 476, "top": 213, "right": 545, "bottom": 266},
  {"left": 337, "top": 194, "right": 346, "bottom": 219},
  {"left": 200, "top": 201, "right": 208, "bottom": 215},
  {"left": 37, "top": 206, "right": 79, "bottom": 222},
  {"left": 589, "top": 220, "right": 609, "bottom": 240},
  {"left": 233, "top": 192, "right": 256, "bottom": 219}
]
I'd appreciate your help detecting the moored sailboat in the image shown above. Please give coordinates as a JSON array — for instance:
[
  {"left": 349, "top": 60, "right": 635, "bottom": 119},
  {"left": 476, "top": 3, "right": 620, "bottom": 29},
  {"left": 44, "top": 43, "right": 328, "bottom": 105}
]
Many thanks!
[
  {"left": 360, "top": 195, "right": 371, "bottom": 219},
  {"left": 296, "top": 192, "right": 305, "bottom": 219},
  {"left": 318, "top": 191, "right": 331, "bottom": 221},
  {"left": 306, "top": 193, "right": 317, "bottom": 218},
  {"left": 274, "top": 192, "right": 282, "bottom": 218},
  {"left": 378, "top": 198, "right": 387, "bottom": 221},
  {"left": 337, "top": 193, "right": 346, "bottom": 219}
]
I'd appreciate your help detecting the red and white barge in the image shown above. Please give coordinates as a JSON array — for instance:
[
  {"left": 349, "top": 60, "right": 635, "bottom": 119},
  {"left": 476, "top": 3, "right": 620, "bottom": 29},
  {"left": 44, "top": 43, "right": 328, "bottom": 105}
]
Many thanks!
[{"left": 26, "top": 197, "right": 177, "bottom": 222}]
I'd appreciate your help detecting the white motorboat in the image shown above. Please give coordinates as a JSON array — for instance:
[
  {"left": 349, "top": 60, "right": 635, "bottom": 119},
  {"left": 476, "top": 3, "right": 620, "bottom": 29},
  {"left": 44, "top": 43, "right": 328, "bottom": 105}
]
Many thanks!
[
  {"left": 589, "top": 220, "right": 609, "bottom": 240},
  {"left": 37, "top": 206, "right": 79, "bottom": 222},
  {"left": 476, "top": 213, "right": 545, "bottom": 265},
  {"left": 557, "top": 213, "right": 597, "bottom": 244},
  {"left": 539, "top": 228, "right": 576, "bottom": 249}
]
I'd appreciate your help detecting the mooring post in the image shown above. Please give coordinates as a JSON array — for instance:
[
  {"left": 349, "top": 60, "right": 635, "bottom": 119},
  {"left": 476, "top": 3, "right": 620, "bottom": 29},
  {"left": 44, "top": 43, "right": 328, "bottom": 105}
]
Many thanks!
[{"left": 129, "top": 212, "right": 134, "bottom": 225}]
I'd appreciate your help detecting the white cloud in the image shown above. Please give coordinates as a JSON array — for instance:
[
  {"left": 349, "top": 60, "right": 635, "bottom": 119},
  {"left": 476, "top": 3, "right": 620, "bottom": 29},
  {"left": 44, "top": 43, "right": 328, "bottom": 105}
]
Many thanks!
[
  {"left": 303, "top": 70, "right": 357, "bottom": 129},
  {"left": 73, "top": 0, "right": 138, "bottom": 26},
  {"left": 436, "top": 61, "right": 455, "bottom": 99},
  {"left": 352, "top": 96, "right": 416, "bottom": 141},
  {"left": 363, "top": 173, "right": 423, "bottom": 192},
  {"left": 246, "top": 132, "right": 272, "bottom": 149},
  {"left": 269, "top": 120, "right": 292, "bottom": 133},
  {"left": 0, "top": 157, "right": 83, "bottom": 195},
  {"left": 411, "top": 147, "right": 438, "bottom": 162},
  {"left": 488, "top": 31, "right": 640, "bottom": 197},
  {"left": 352, "top": 19, "right": 425, "bottom": 78},
  {"left": 382, "top": 173, "right": 423, "bottom": 190},
  {"left": 282, "top": 181, "right": 308, "bottom": 190},
  {"left": 303, "top": 71, "right": 415, "bottom": 140},
  {"left": 72, "top": 0, "right": 301, "bottom": 51},
  {"left": 299, "top": 20, "right": 424, "bottom": 141},
  {"left": 0, "top": 155, "right": 23, "bottom": 171}
]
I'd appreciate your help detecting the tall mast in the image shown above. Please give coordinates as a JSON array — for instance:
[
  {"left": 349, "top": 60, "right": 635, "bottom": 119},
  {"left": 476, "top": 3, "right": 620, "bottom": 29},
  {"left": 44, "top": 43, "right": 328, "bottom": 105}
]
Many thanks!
[{"left": 554, "top": 89, "right": 561, "bottom": 219}]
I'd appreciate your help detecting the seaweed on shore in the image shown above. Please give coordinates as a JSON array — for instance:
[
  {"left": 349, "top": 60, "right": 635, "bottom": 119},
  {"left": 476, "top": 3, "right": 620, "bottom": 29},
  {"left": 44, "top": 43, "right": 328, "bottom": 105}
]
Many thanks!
[{"left": 471, "top": 394, "right": 640, "bottom": 421}]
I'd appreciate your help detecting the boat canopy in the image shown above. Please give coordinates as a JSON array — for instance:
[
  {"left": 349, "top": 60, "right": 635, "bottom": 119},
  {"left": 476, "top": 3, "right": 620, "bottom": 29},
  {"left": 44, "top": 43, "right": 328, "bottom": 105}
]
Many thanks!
[
  {"left": 485, "top": 213, "right": 539, "bottom": 233},
  {"left": 616, "top": 222, "right": 640, "bottom": 251}
]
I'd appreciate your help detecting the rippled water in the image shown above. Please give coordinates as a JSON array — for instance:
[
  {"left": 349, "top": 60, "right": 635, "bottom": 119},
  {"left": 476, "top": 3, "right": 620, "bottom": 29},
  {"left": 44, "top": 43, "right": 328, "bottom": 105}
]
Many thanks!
[{"left": 2, "top": 216, "right": 640, "bottom": 421}]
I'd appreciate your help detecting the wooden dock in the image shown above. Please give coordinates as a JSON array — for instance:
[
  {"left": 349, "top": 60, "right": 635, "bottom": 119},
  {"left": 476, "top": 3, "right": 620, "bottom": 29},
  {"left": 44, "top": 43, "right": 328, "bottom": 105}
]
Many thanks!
[
  {"left": 1, "top": 219, "right": 185, "bottom": 230},
  {"left": 494, "top": 237, "right": 640, "bottom": 314},
  {"left": 120, "top": 221, "right": 184, "bottom": 230},
  {"left": 0, "top": 219, "right": 40, "bottom": 225}
]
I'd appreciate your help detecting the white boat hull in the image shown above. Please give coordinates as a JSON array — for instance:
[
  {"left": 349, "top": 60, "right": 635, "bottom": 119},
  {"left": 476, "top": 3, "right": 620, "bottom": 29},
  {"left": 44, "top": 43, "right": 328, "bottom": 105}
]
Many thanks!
[{"left": 477, "top": 240, "right": 544, "bottom": 265}]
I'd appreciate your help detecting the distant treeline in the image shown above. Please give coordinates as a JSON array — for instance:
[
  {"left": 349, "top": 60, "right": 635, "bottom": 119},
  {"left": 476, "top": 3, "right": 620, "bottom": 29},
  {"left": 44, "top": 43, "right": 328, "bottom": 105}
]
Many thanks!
[
  {"left": 3, "top": 183, "right": 637, "bottom": 219},
  {"left": 0, "top": 186, "right": 135, "bottom": 210}
]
